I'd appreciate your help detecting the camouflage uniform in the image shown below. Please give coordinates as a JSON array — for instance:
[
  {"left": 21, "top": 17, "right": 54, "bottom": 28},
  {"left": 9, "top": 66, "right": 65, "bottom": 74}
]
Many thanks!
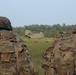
[
  {"left": 0, "top": 16, "right": 35, "bottom": 75},
  {"left": 42, "top": 31, "right": 76, "bottom": 75},
  {"left": 54, "top": 31, "right": 76, "bottom": 75},
  {"left": 41, "top": 32, "right": 64, "bottom": 75},
  {"left": 71, "top": 25, "right": 76, "bottom": 74},
  {"left": 53, "top": 31, "right": 76, "bottom": 75},
  {"left": 41, "top": 46, "right": 54, "bottom": 75}
]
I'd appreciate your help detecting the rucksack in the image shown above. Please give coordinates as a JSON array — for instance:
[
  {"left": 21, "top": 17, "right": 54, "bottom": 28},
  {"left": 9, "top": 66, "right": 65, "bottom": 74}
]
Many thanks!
[{"left": 0, "top": 30, "right": 30, "bottom": 75}]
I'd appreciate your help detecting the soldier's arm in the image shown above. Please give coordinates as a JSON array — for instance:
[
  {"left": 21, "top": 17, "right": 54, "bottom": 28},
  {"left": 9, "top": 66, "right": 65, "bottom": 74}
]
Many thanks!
[{"left": 20, "top": 44, "right": 35, "bottom": 75}]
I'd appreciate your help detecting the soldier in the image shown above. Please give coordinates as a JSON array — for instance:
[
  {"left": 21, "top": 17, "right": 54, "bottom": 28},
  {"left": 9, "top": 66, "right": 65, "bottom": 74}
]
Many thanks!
[
  {"left": 42, "top": 29, "right": 76, "bottom": 75},
  {"left": 41, "top": 32, "right": 64, "bottom": 75},
  {"left": 0, "top": 16, "right": 35, "bottom": 75},
  {"left": 54, "top": 30, "right": 76, "bottom": 75},
  {"left": 71, "top": 25, "right": 76, "bottom": 74}
]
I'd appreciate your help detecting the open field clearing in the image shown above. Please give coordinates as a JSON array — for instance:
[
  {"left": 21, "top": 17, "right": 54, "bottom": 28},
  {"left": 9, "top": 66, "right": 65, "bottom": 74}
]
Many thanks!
[{"left": 23, "top": 38, "right": 53, "bottom": 75}]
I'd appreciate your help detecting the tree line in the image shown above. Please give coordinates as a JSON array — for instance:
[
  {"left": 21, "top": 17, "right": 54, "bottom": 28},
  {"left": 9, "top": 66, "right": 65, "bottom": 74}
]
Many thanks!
[{"left": 13, "top": 24, "right": 74, "bottom": 37}]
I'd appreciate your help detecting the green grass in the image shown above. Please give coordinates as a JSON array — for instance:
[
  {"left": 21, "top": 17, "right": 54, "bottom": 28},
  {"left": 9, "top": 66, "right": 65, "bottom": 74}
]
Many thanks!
[{"left": 23, "top": 38, "right": 53, "bottom": 75}]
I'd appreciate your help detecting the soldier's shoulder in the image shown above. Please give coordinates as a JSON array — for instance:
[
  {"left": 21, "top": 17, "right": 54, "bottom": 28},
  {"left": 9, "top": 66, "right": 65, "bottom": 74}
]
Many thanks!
[{"left": 11, "top": 32, "right": 23, "bottom": 41}]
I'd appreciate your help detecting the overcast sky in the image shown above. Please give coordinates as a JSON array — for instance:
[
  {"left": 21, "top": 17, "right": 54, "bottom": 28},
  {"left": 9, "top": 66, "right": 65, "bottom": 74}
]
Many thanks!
[{"left": 0, "top": 0, "right": 76, "bottom": 27}]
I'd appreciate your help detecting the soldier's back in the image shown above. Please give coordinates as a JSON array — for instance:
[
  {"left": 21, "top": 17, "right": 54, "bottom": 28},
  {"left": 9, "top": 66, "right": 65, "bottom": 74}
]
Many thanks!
[
  {"left": 0, "top": 16, "right": 35, "bottom": 75},
  {"left": 53, "top": 31, "right": 76, "bottom": 75}
]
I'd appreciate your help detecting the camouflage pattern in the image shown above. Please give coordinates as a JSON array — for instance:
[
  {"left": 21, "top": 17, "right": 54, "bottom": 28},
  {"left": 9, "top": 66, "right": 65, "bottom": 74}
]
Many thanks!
[
  {"left": 0, "top": 30, "right": 35, "bottom": 75},
  {"left": 0, "top": 16, "right": 12, "bottom": 31},
  {"left": 41, "top": 46, "right": 54, "bottom": 75},
  {"left": 53, "top": 30, "right": 76, "bottom": 75},
  {"left": 71, "top": 26, "right": 76, "bottom": 74},
  {"left": 42, "top": 30, "right": 76, "bottom": 75},
  {"left": 0, "top": 16, "right": 35, "bottom": 75},
  {"left": 53, "top": 40, "right": 75, "bottom": 75}
]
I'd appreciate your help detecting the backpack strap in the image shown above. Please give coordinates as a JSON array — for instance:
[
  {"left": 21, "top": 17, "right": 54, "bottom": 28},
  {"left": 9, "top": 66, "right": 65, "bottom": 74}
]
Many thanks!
[{"left": 14, "top": 42, "right": 20, "bottom": 75}]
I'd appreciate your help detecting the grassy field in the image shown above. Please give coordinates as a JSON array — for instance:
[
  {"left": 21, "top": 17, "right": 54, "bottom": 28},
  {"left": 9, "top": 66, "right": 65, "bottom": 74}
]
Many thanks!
[{"left": 23, "top": 38, "right": 53, "bottom": 75}]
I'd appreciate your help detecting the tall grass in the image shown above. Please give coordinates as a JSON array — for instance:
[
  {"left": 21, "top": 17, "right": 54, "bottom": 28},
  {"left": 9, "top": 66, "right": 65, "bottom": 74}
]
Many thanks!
[{"left": 23, "top": 38, "right": 53, "bottom": 75}]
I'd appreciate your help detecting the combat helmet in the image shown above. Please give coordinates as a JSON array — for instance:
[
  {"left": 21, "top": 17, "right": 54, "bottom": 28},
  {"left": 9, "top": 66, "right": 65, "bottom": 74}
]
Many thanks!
[
  {"left": 0, "top": 16, "right": 12, "bottom": 31},
  {"left": 72, "top": 24, "right": 76, "bottom": 34}
]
